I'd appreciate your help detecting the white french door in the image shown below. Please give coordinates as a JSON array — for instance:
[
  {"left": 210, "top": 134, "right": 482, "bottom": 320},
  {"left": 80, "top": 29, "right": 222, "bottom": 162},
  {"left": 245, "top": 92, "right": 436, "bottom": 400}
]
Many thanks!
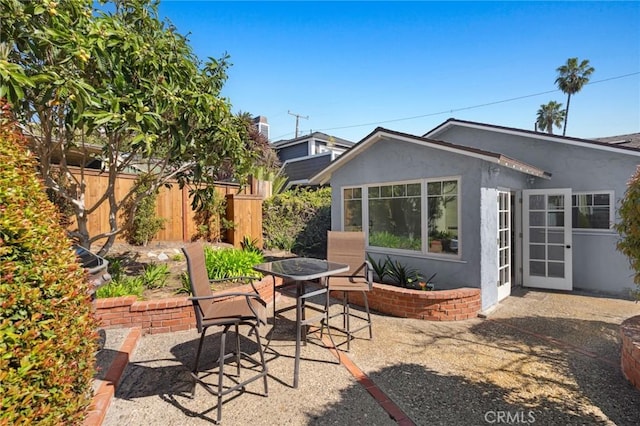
[
  {"left": 523, "top": 189, "right": 573, "bottom": 290},
  {"left": 497, "top": 191, "right": 511, "bottom": 301}
]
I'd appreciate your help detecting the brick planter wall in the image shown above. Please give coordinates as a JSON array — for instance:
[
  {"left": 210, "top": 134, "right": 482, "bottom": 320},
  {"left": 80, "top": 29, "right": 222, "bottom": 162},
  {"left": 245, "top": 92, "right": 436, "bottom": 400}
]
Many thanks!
[
  {"left": 334, "top": 283, "right": 481, "bottom": 321},
  {"left": 96, "top": 279, "right": 481, "bottom": 334},
  {"left": 95, "top": 277, "right": 277, "bottom": 335},
  {"left": 621, "top": 315, "right": 640, "bottom": 390}
]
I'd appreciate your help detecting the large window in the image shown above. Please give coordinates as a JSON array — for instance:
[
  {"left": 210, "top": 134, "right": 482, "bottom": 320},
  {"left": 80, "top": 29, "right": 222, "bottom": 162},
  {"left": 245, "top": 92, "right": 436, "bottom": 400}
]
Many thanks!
[
  {"left": 342, "top": 178, "right": 460, "bottom": 256},
  {"left": 368, "top": 183, "right": 422, "bottom": 250},
  {"left": 572, "top": 191, "right": 613, "bottom": 230}
]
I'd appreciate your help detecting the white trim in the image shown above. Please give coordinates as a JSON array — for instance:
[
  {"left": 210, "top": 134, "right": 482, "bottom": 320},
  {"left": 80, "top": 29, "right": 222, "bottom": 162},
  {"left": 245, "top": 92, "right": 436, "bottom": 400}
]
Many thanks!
[
  {"left": 281, "top": 151, "right": 332, "bottom": 166},
  {"left": 426, "top": 120, "right": 640, "bottom": 157},
  {"left": 571, "top": 190, "right": 615, "bottom": 231}
]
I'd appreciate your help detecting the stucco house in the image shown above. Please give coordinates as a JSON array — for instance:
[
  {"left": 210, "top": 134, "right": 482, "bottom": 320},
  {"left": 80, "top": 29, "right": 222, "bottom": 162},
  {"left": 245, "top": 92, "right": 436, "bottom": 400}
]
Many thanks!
[
  {"left": 310, "top": 119, "right": 640, "bottom": 312},
  {"left": 272, "top": 132, "right": 354, "bottom": 187}
]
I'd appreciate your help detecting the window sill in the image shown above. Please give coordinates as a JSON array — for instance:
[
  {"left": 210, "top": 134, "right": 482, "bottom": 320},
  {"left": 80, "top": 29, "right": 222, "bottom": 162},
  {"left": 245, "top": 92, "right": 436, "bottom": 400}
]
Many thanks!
[{"left": 367, "top": 247, "right": 467, "bottom": 263}]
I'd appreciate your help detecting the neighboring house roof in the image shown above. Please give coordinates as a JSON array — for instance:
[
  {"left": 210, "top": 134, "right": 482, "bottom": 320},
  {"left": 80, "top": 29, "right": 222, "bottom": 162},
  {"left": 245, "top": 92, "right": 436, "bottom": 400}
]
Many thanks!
[
  {"left": 310, "top": 127, "right": 551, "bottom": 185},
  {"left": 425, "top": 118, "right": 640, "bottom": 155},
  {"left": 592, "top": 133, "right": 640, "bottom": 149},
  {"left": 271, "top": 131, "right": 355, "bottom": 150},
  {"left": 282, "top": 152, "right": 333, "bottom": 186}
]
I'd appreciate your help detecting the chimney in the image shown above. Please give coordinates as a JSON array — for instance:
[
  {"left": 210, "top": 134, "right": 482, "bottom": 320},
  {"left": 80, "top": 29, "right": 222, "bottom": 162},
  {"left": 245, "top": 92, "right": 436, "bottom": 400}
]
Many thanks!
[{"left": 252, "top": 116, "right": 269, "bottom": 140}]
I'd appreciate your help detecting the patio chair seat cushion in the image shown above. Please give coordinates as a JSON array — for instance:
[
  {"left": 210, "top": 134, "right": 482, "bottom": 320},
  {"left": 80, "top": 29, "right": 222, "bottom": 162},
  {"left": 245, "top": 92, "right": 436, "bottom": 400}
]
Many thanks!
[
  {"left": 328, "top": 275, "right": 370, "bottom": 292},
  {"left": 200, "top": 296, "right": 267, "bottom": 327}
]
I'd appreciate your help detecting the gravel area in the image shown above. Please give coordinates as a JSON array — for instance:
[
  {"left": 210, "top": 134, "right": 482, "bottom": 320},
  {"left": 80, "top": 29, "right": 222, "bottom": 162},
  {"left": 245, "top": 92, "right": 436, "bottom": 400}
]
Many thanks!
[{"left": 100, "top": 287, "right": 640, "bottom": 425}]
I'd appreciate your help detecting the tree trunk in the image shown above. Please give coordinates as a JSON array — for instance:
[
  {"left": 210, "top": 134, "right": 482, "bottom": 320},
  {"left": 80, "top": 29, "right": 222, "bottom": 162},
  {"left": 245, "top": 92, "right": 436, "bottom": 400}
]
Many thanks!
[{"left": 562, "top": 94, "right": 572, "bottom": 136}]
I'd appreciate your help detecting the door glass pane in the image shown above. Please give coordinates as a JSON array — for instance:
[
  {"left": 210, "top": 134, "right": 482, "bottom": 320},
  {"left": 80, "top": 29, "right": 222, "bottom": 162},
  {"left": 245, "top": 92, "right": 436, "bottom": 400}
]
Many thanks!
[
  {"left": 548, "top": 195, "right": 564, "bottom": 209},
  {"left": 529, "top": 195, "right": 545, "bottom": 210},
  {"left": 530, "top": 212, "right": 545, "bottom": 226},
  {"left": 530, "top": 261, "right": 545, "bottom": 276},
  {"left": 547, "top": 230, "right": 564, "bottom": 244},
  {"left": 548, "top": 245, "right": 565, "bottom": 261},
  {"left": 548, "top": 212, "right": 564, "bottom": 227},
  {"left": 530, "top": 245, "right": 545, "bottom": 260},
  {"left": 530, "top": 228, "right": 545, "bottom": 243},
  {"left": 548, "top": 262, "right": 565, "bottom": 278}
]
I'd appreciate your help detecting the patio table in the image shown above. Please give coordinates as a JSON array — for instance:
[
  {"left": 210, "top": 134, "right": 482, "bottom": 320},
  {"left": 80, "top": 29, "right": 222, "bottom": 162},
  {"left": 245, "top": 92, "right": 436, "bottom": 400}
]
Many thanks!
[{"left": 253, "top": 257, "right": 349, "bottom": 388}]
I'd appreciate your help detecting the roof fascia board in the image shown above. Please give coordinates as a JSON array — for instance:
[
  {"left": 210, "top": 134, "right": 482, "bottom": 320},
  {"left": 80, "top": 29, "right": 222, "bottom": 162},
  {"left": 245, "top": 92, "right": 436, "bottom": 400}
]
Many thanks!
[
  {"left": 427, "top": 120, "right": 640, "bottom": 157},
  {"left": 310, "top": 128, "right": 549, "bottom": 185},
  {"left": 281, "top": 151, "right": 332, "bottom": 166}
]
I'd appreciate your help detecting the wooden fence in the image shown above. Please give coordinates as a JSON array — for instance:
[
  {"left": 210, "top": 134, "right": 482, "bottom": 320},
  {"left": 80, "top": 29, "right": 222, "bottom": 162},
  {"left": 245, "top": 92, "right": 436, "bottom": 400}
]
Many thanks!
[{"left": 66, "top": 167, "right": 263, "bottom": 247}]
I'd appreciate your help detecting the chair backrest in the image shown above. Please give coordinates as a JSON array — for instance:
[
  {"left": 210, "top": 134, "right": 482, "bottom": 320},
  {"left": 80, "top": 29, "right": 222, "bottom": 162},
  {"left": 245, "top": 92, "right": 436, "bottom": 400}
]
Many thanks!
[
  {"left": 182, "top": 242, "right": 213, "bottom": 297},
  {"left": 327, "top": 231, "right": 366, "bottom": 274}
]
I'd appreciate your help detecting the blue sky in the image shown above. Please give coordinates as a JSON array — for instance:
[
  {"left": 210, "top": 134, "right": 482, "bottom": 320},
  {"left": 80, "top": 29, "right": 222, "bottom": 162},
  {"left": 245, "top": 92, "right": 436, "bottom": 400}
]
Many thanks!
[{"left": 158, "top": 1, "right": 640, "bottom": 142}]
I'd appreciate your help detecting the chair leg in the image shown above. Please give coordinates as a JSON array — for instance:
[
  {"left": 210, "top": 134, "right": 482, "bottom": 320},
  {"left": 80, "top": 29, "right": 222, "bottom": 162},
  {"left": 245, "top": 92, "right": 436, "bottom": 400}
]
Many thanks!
[
  {"left": 363, "top": 291, "right": 373, "bottom": 339},
  {"left": 217, "top": 325, "right": 230, "bottom": 424},
  {"left": 193, "top": 329, "right": 207, "bottom": 374},
  {"left": 235, "top": 323, "right": 241, "bottom": 377},
  {"left": 345, "top": 293, "right": 354, "bottom": 351},
  {"left": 252, "top": 324, "right": 269, "bottom": 396}
]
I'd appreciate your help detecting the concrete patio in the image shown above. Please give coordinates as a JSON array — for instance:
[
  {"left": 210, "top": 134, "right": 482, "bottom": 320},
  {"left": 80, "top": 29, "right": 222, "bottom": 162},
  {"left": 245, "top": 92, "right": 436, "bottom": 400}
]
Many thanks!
[{"left": 93, "top": 288, "right": 640, "bottom": 425}]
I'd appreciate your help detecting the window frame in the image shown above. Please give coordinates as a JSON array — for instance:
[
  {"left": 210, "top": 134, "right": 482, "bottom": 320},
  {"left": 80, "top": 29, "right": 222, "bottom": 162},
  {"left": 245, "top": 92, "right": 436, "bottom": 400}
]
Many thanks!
[
  {"left": 571, "top": 190, "right": 614, "bottom": 231},
  {"left": 341, "top": 176, "right": 461, "bottom": 258}
]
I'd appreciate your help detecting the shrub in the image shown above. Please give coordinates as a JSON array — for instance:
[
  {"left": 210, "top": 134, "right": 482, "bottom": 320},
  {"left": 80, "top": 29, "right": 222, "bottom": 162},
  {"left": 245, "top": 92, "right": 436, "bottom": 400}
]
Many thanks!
[
  {"left": 263, "top": 187, "right": 331, "bottom": 257},
  {"left": 0, "top": 103, "right": 99, "bottom": 424},
  {"left": 386, "top": 256, "right": 423, "bottom": 288},
  {"left": 614, "top": 166, "right": 640, "bottom": 300},
  {"left": 204, "top": 246, "right": 264, "bottom": 280},
  {"left": 121, "top": 173, "right": 166, "bottom": 246},
  {"left": 95, "top": 277, "right": 145, "bottom": 299}
]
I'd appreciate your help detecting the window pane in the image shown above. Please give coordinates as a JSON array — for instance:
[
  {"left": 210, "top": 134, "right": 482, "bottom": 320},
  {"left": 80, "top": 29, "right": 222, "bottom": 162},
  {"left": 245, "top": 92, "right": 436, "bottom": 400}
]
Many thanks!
[
  {"left": 530, "top": 245, "right": 545, "bottom": 260},
  {"left": 547, "top": 230, "right": 564, "bottom": 244},
  {"left": 407, "top": 183, "right": 421, "bottom": 196},
  {"left": 572, "top": 192, "right": 612, "bottom": 229},
  {"left": 593, "top": 193, "right": 610, "bottom": 205},
  {"left": 427, "top": 181, "right": 441, "bottom": 195},
  {"left": 428, "top": 180, "right": 458, "bottom": 254},
  {"left": 369, "top": 196, "right": 421, "bottom": 250},
  {"left": 548, "top": 212, "right": 564, "bottom": 227},
  {"left": 529, "top": 211, "right": 545, "bottom": 226},
  {"left": 548, "top": 262, "right": 565, "bottom": 278},
  {"left": 530, "top": 261, "right": 545, "bottom": 277},
  {"left": 381, "top": 185, "right": 393, "bottom": 198},
  {"left": 548, "top": 195, "right": 564, "bottom": 209},
  {"left": 344, "top": 187, "right": 362, "bottom": 232},
  {"left": 529, "top": 195, "right": 545, "bottom": 210},
  {"left": 548, "top": 245, "right": 565, "bottom": 261},
  {"left": 530, "top": 228, "right": 545, "bottom": 243},
  {"left": 368, "top": 186, "right": 379, "bottom": 199},
  {"left": 393, "top": 184, "right": 406, "bottom": 197}
]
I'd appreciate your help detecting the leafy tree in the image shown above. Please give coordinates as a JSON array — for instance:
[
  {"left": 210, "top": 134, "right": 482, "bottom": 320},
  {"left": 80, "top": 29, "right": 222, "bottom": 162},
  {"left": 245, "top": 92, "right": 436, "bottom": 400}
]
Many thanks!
[
  {"left": 536, "top": 100, "right": 566, "bottom": 134},
  {"left": 0, "top": 0, "right": 255, "bottom": 256},
  {"left": 614, "top": 166, "right": 640, "bottom": 300},
  {"left": 555, "top": 57, "right": 595, "bottom": 136}
]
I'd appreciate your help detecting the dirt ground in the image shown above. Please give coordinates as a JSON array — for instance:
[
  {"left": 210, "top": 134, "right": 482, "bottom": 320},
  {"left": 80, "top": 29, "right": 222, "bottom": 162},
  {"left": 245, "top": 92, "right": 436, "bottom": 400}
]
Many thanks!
[{"left": 105, "top": 241, "right": 291, "bottom": 299}]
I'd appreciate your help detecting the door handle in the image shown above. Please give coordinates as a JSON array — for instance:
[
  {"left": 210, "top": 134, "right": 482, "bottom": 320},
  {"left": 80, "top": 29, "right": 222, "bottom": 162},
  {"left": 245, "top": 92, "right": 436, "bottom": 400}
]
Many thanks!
[{"left": 566, "top": 245, "right": 571, "bottom": 249}]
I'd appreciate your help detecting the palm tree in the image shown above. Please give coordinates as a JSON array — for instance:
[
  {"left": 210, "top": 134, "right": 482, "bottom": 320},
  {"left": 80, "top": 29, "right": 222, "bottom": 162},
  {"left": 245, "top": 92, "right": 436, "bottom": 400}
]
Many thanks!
[
  {"left": 555, "top": 57, "right": 595, "bottom": 136},
  {"left": 536, "top": 101, "right": 566, "bottom": 134}
]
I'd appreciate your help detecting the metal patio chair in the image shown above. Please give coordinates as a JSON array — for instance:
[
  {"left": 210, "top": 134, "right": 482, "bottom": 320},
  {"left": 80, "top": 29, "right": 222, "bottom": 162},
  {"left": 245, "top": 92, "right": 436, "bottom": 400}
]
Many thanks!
[
  {"left": 324, "top": 231, "right": 373, "bottom": 351},
  {"left": 182, "top": 242, "right": 268, "bottom": 424}
]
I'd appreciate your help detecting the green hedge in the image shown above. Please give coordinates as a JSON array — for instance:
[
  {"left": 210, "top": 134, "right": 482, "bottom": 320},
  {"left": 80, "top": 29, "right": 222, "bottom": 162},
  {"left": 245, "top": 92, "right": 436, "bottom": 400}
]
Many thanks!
[
  {"left": 263, "top": 187, "right": 331, "bottom": 258},
  {"left": 0, "top": 104, "right": 99, "bottom": 424}
]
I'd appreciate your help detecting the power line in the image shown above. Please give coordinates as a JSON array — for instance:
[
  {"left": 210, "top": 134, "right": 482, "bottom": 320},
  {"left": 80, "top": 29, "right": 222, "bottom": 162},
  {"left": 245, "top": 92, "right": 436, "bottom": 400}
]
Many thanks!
[
  {"left": 313, "top": 71, "right": 640, "bottom": 133},
  {"left": 270, "top": 72, "right": 639, "bottom": 140}
]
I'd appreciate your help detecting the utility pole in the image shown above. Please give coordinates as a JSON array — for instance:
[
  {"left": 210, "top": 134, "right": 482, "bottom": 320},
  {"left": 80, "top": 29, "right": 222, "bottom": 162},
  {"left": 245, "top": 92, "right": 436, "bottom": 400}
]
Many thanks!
[{"left": 288, "top": 110, "right": 308, "bottom": 138}]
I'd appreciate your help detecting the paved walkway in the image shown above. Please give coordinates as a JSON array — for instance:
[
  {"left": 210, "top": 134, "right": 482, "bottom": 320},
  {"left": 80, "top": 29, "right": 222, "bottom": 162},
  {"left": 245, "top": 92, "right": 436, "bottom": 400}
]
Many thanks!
[{"left": 95, "top": 288, "right": 640, "bottom": 425}]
